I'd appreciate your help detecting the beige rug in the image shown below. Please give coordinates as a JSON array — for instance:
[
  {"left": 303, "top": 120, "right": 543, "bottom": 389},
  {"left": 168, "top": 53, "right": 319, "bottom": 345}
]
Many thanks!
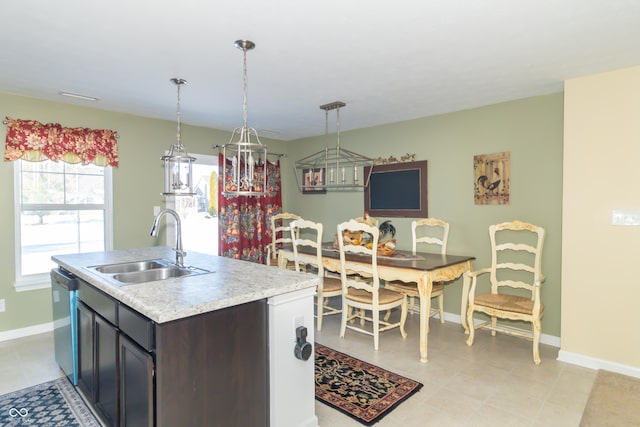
[{"left": 580, "top": 370, "right": 640, "bottom": 426}]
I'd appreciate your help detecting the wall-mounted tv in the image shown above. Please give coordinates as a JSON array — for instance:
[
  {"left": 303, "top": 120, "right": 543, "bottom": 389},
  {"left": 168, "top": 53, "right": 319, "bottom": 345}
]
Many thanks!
[{"left": 364, "top": 160, "right": 427, "bottom": 218}]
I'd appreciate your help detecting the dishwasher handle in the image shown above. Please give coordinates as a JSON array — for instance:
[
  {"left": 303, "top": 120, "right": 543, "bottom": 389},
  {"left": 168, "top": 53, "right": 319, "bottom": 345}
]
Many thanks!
[{"left": 51, "top": 268, "right": 79, "bottom": 291}]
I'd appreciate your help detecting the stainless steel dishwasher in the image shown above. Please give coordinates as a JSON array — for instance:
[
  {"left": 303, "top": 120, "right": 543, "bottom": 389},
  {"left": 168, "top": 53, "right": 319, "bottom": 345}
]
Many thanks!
[{"left": 51, "top": 267, "right": 79, "bottom": 385}]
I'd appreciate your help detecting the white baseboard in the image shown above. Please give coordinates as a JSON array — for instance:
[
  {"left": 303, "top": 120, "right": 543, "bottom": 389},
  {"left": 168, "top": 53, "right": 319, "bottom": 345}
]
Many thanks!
[
  {"left": 557, "top": 350, "right": 640, "bottom": 379},
  {"left": 0, "top": 322, "right": 53, "bottom": 342}
]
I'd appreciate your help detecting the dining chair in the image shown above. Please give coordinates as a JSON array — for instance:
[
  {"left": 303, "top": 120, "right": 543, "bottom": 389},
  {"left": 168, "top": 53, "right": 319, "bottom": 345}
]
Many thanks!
[
  {"left": 266, "top": 212, "right": 300, "bottom": 269},
  {"left": 290, "top": 218, "right": 342, "bottom": 331},
  {"left": 384, "top": 218, "right": 450, "bottom": 322},
  {"left": 337, "top": 219, "right": 407, "bottom": 350},
  {"left": 465, "top": 220, "right": 546, "bottom": 364}
]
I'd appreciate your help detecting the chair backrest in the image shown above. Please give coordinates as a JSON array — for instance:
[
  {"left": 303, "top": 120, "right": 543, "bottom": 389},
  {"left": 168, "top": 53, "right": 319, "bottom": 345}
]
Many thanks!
[
  {"left": 488, "top": 220, "right": 545, "bottom": 295},
  {"left": 337, "top": 219, "right": 380, "bottom": 299},
  {"left": 268, "top": 212, "right": 300, "bottom": 262},
  {"left": 290, "top": 218, "right": 324, "bottom": 276},
  {"left": 412, "top": 218, "right": 450, "bottom": 255}
]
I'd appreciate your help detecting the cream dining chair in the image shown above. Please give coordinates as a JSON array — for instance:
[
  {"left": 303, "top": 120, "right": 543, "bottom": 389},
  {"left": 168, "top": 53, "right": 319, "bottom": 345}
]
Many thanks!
[
  {"left": 384, "top": 218, "right": 450, "bottom": 322},
  {"left": 337, "top": 219, "right": 407, "bottom": 350},
  {"left": 465, "top": 220, "right": 546, "bottom": 364},
  {"left": 289, "top": 218, "right": 342, "bottom": 331},
  {"left": 266, "top": 212, "right": 300, "bottom": 269}
]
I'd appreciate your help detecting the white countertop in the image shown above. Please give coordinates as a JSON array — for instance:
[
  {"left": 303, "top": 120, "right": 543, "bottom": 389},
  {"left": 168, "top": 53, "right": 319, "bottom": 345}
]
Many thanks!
[{"left": 52, "top": 246, "right": 319, "bottom": 324}]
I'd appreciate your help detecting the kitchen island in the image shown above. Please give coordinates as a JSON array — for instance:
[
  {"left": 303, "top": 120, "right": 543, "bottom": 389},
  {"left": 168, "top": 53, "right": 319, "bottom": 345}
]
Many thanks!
[{"left": 53, "top": 246, "right": 320, "bottom": 427}]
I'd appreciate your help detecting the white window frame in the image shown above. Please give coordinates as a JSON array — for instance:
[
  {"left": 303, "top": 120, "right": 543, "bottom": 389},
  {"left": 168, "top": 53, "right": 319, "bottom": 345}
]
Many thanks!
[{"left": 13, "top": 160, "right": 113, "bottom": 291}]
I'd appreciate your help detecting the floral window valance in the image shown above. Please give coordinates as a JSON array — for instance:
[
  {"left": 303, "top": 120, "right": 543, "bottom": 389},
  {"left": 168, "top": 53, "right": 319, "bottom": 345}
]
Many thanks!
[{"left": 3, "top": 116, "right": 119, "bottom": 167}]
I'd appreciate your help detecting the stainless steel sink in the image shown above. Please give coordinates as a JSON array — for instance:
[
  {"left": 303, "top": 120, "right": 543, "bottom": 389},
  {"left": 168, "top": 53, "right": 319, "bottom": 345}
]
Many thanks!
[
  {"left": 113, "top": 267, "right": 202, "bottom": 284},
  {"left": 86, "top": 259, "right": 211, "bottom": 285},
  {"left": 93, "top": 259, "right": 173, "bottom": 274}
]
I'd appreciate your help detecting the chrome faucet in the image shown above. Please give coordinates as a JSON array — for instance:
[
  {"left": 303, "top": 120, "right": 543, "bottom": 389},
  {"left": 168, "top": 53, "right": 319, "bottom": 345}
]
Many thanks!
[{"left": 150, "top": 208, "right": 186, "bottom": 268}]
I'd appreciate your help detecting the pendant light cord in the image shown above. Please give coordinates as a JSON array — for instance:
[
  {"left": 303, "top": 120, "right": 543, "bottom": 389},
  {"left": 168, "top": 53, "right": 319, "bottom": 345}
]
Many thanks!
[
  {"left": 176, "top": 81, "right": 182, "bottom": 147},
  {"left": 242, "top": 46, "right": 249, "bottom": 131}
]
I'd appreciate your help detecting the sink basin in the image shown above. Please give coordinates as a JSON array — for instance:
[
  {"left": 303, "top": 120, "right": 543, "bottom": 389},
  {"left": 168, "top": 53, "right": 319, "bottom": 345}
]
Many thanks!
[
  {"left": 86, "top": 259, "right": 212, "bottom": 285},
  {"left": 93, "top": 259, "right": 173, "bottom": 274},
  {"left": 113, "top": 267, "right": 196, "bottom": 284}
]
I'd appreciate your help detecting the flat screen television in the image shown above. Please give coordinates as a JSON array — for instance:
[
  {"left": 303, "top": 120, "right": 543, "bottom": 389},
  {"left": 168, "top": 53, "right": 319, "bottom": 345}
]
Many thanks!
[{"left": 364, "top": 160, "right": 427, "bottom": 218}]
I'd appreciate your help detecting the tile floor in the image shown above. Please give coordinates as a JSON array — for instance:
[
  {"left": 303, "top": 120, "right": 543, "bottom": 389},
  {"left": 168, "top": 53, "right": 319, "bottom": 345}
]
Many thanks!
[{"left": 1, "top": 313, "right": 598, "bottom": 427}]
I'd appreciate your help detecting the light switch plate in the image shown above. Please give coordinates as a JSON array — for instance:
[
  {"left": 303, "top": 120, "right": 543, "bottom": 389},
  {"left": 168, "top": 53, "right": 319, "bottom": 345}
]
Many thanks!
[{"left": 612, "top": 210, "right": 640, "bottom": 226}]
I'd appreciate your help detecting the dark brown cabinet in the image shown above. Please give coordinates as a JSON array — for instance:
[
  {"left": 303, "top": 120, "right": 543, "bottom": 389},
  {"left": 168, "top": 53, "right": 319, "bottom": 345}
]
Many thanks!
[
  {"left": 75, "top": 278, "right": 269, "bottom": 426},
  {"left": 95, "top": 314, "right": 119, "bottom": 426},
  {"left": 119, "top": 334, "right": 154, "bottom": 426},
  {"left": 77, "top": 301, "right": 94, "bottom": 400},
  {"left": 77, "top": 280, "right": 153, "bottom": 427}
]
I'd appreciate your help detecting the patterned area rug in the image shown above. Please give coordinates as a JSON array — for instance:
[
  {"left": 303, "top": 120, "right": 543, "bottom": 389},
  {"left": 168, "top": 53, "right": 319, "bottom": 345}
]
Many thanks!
[
  {"left": 0, "top": 378, "right": 100, "bottom": 426},
  {"left": 315, "top": 343, "right": 423, "bottom": 425}
]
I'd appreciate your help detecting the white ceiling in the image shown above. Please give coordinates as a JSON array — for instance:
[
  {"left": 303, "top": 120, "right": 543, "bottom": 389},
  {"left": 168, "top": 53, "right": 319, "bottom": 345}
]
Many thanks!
[{"left": 2, "top": 1, "right": 640, "bottom": 141}]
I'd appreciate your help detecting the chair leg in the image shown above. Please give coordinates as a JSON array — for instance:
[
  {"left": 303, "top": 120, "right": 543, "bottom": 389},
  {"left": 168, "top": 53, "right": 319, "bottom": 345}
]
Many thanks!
[
  {"left": 532, "top": 318, "right": 542, "bottom": 365},
  {"left": 399, "top": 298, "right": 408, "bottom": 339},
  {"left": 340, "top": 299, "right": 348, "bottom": 339},
  {"left": 466, "top": 307, "right": 475, "bottom": 346},
  {"left": 384, "top": 309, "right": 391, "bottom": 322},
  {"left": 373, "top": 309, "right": 380, "bottom": 350},
  {"left": 490, "top": 316, "right": 497, "bottom": 336},
  {"left": 437, "top": 293, "right": 445, "bottom": 323}
]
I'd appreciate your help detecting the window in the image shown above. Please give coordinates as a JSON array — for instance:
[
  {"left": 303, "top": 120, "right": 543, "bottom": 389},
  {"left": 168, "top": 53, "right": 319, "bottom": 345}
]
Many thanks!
[{"left": 14, "top": 160, "right": 113, "bottom": 290}]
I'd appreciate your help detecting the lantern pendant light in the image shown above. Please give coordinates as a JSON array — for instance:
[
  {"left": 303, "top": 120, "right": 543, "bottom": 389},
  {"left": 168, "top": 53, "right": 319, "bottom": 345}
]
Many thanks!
[
  {"left": 162, "top": 77, "right": 196, "bottom": 196},
  {"left": 294, "top": 101, "right": 374, "bottom": 191},
  {"left": 221, "top": 40, "right": 268, "bottom": 197}
]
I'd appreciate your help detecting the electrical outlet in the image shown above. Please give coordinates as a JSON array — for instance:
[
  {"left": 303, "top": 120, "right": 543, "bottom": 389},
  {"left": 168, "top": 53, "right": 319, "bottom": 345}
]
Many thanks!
[
  {"left": 0, "top": 299, "right": 5, "bottom": 312},
  {"left": 294, "top": 316, "right": 304, "bottom": 328}
]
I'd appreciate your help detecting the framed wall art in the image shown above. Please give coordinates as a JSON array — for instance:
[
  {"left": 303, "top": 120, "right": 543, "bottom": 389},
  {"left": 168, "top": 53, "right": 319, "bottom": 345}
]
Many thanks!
[
  {"left": 474, "top": 151, "right": 510, "bottom": 205},
  {"left": 302, "top": 168, "right": 326, "bottom": 194}
]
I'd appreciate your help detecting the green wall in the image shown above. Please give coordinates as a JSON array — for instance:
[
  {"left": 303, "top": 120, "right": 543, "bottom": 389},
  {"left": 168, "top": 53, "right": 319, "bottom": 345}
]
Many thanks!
[
  {"left": 0, "top": 92, "right": 286, "bottom": 332},
  {"left": 282, "top": 93, "right": 563, "bottom": 337},
  {"left": 1, "top": 92, "right": 562, "bottom": 338}
]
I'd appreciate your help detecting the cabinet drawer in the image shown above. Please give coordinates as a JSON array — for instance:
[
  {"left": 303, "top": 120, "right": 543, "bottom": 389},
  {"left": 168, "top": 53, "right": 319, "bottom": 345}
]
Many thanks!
[
  {"left": 78, "top": 281, "right": 118, "bottom": 326},
  {"left": 119, "top": 304, "right": 155, "bottom": 352}
]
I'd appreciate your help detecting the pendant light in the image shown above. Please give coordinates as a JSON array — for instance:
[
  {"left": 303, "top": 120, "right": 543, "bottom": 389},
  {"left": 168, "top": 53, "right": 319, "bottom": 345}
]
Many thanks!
[
  {"left": 221, "top": 40, "right": 268, "bottom": 197},
  {"left": 294, "top": 101, "right": 374, "bottom": 191},
  {"left": 162, "top": 78, "right": 196, "bottom": 196}
]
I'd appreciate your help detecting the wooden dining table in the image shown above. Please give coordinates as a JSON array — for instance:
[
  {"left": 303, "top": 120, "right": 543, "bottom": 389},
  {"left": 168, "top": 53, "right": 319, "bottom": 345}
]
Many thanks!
[{"left": 278, "top": 244, "right": 475, "bottom": 363}]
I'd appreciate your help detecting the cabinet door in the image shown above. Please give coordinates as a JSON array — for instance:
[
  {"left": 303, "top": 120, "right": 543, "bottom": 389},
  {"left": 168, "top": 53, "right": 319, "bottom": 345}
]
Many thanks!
[
  {"left": 77, "top": 302, "right": 95, "bottom": 401},
  {"left": 119, "top": 334, "right": 154, "bottom": 427},
  {"left": 95, "top": 315, "right": 119, "bottom": 427}
]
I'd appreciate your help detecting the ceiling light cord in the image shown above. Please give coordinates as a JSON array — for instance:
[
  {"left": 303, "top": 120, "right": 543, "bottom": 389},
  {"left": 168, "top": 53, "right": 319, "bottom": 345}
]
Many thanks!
[{"left": 175, "top": 79, "right": 183, "bottom": 148}]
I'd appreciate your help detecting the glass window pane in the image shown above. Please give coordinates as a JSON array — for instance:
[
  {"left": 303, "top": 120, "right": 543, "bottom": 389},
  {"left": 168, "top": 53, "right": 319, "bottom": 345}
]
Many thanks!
[
  {"left": 65, "top": 174, "right": 105, "bottom": 204},
  {"left": 21, "top": 166, "right": 65, "bottom": 204},
  {"left": 21, "top": 209, "right": 105, "bottom": 276}
]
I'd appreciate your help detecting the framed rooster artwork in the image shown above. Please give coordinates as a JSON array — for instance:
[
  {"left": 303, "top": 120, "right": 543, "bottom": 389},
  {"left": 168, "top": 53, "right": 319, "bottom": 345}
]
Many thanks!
[{"left": 474, "top": 151, "right": 510, "bottom": 205}]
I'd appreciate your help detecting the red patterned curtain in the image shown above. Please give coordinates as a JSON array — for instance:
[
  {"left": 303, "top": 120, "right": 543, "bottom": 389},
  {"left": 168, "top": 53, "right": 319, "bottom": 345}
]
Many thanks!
[
  {"left": 4, "top": 117, "right": 119, "bottom": 166},
  {"left": 218, "top": 153, "right": 282, "bottom": 263}
]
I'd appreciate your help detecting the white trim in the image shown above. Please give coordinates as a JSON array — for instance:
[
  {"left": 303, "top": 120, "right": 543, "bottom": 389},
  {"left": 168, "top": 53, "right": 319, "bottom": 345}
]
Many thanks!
[
  {"left": 557, "top": 350, "right": 640, "bottom": 379},
  {"left": 13, "top": 161, "right": 114, "bottom": 290},
  {"left": 0, "top": 322, "right": 53, "bottom": 342},
  {"left": 13, "top": 276, "right": 51, "bottom": 292}
]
